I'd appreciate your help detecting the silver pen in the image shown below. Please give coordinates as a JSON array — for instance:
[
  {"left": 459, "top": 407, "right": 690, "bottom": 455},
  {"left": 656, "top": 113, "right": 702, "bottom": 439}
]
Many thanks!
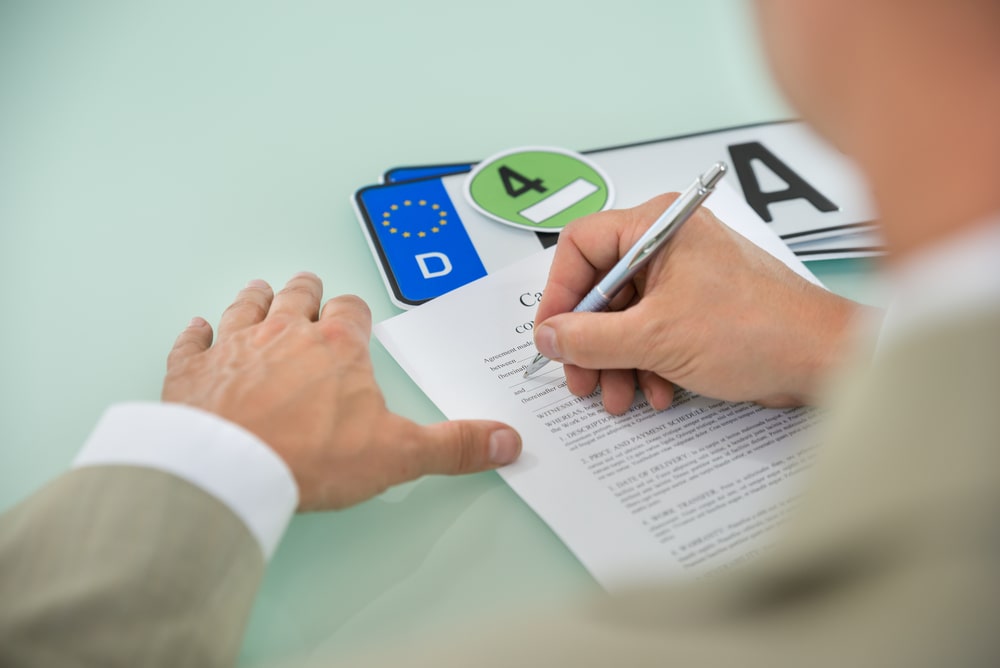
[{"left": 523, "top": 161, "right": 728, "bottom": 378}]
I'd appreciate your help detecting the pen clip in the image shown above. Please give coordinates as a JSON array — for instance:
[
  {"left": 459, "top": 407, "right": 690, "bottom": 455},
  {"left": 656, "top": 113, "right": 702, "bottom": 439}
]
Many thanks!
[
  {"left": 624, "top": 210, "right": 695, "bottom": 271},
  {"left": 626, "top": 234, "right": 670, "bottom": 271},
  {"left": 623, "top": 162, "right": 726, "bottom": 273}
]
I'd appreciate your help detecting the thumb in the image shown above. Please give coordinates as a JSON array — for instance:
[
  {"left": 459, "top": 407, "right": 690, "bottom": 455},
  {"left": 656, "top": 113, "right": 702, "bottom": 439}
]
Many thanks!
[
  {"left": 535, "top": 310, "right": 647, "bottom": 370},
  {"left": 404, "top": 419, "right": 522, "bottom": 476}
]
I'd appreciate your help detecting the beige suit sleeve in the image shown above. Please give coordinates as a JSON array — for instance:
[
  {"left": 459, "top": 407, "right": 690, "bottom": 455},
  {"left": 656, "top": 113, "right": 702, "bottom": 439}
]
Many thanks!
[
  {"left": 337, "top": 313, "right": 1000, "bottom": 668},
  {"left": 0, "top": 465, "right": 264, "bottom": 667}
]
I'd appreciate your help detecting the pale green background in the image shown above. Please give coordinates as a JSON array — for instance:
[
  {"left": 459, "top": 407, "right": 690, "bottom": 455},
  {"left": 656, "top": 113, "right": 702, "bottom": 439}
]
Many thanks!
[{"left": 0, "top": 1, "right": 884, "bottom": 664}]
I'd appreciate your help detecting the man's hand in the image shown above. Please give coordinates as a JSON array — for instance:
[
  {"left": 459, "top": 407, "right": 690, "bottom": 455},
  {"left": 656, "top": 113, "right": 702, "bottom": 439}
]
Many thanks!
[
  {"left": 533, "top": 194, "right": 860, "bottom": 415},
  {"left": 162, "top": 273, "right": 521, "bottom": 512}
]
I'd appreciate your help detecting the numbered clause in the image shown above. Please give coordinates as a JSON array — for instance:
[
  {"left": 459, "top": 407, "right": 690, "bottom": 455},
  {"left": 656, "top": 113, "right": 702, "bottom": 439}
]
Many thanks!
[{"left": 464, "top": 146, "right": 614, "bottom": 232}]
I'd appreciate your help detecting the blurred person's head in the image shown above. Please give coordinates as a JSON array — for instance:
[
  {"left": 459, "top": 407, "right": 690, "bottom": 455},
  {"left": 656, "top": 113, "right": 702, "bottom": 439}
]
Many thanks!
[{"left": 752, "top": 0, "right": 1000, "bottom": 256}]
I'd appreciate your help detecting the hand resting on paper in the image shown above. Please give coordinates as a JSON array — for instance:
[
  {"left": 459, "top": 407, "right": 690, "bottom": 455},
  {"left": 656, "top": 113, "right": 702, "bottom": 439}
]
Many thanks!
[
  {"left": 533, "top": 193, "right": 861, "bottom": 415},
  {"left": 161, "top": 272, "right": 522, "bottom": 511}
]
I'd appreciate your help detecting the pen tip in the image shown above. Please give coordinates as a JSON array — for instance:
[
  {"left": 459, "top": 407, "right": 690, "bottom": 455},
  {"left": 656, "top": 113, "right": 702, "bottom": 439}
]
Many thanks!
[{"left": 523, "top": 353, "right": 550, "bottom": 378}]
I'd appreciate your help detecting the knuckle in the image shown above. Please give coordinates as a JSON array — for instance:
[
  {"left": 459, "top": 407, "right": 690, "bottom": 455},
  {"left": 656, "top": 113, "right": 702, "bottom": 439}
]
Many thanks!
[
  {"left": 165, "top": 347, "right": 185, "bottom": 370},
  {"left": 278, "top": 284, "right": 316, "bottom": 300},
  {"left": 451, "top": 423, "right": 477, "bottom": 473},
  {"left": 337, "top": 293, "right": 368, "bottom": 309},
  {"left": 562, "top": 216, "right": 586, "bottom": 237},
  {"left": 165, "top": 347, "right": 197, "bottom": 375},
  {"left": 254, "top": 316, "right": 291, "bottom": 340},
  {"left": 560, "top": 321, "right": 590, "bottom": 364},
  {"left": 318, "top": 318, "right": 357, "bottom": 344},
  {"left": 323, "top": 294, "right": 372, "bottom": 323},
  {"left": 320, "top": 308, "right": 372, "bottom": 345},
  {"left": 455, "top": 422, "right": 480, "bottom": 473},
  {"left": 407, "top": 422, "right": 479, "bottom": 475},
  {"left": 656, "top": 192, "right": 680, "bottom": 207},
  {"left": 338, "top": 294, "right": 371, "bottom": 317},
  {"left": 166, "top": 334, "right": 205, "bottom": 368},
  {"left": 223, "top": 297, "right": 268, "bottom": 321},
  {"left": 636, "top": 192, "right": 679, "bottom": 221},
  {"left": 392, "top": 423, "right": 428, "bottom": 479},
  {"left": 688, "top": 208, "right": 717, "bottom": 236}
]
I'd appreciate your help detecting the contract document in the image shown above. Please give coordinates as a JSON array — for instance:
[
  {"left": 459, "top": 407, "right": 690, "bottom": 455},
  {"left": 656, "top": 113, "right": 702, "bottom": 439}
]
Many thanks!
[{"left": 374, "top": 184, "right": 825, "bottom": 592}]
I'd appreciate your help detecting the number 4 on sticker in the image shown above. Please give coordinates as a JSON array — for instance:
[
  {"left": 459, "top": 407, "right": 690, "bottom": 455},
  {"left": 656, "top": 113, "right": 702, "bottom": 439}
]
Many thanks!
[
  {"left": 465, "top": 146, "right": 615, "bottom": 232},
  {"left": 498, "top": 165, "right": 547, "bottom": 198}
]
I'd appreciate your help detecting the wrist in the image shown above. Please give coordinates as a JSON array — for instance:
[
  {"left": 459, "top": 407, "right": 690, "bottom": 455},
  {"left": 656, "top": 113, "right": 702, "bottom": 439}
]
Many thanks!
[
  {"left": 792, "top": 290, "right": 869, "bottom": 404},
  {"left": 75, "top": 402, "right": 298, "bottom": 559}
]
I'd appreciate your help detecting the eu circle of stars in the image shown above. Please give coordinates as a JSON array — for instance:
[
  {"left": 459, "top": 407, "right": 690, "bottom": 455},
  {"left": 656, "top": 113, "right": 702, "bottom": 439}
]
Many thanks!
[
  {"left": 357, "top": 177, "right": 486, "bottom": 305},
  {"left": 381, "top": 199, "right": 449, "bottom": 238}
]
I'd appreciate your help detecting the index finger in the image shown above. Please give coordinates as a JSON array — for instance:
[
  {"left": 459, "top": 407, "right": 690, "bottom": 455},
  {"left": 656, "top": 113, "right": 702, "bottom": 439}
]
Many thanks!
[
  {"left": 269, "top": 272, "right": 323, "bottom": 320},
  {"left": 217, "top": 279, "right": 275, "bottom": 341},
  {"left": 318, "top": 294, "right": 373, "bottom": 342},
  {"left": 535, "top": 193, "right": 678, "bottom": 324}
]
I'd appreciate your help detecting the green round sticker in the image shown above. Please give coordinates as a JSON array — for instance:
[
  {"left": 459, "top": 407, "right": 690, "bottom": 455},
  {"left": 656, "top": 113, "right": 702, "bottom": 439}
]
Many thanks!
[{"left": 464, "top": 146, "right": 614, "bottom": 232}]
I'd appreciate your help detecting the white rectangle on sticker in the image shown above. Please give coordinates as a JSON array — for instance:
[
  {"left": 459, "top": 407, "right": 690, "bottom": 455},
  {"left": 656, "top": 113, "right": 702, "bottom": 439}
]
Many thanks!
[{"left": 519, "top": 178, "right": 598, "bottom": 223}]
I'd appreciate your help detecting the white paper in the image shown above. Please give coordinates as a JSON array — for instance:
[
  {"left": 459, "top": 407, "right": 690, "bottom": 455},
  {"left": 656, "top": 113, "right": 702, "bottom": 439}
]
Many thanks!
[{"left": 375, "top": 184, "right": 825, "bottom": 591}]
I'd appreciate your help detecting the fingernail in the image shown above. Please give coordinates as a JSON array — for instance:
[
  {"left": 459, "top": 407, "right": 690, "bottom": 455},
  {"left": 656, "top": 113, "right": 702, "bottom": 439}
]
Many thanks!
[
  {"left": 292, "top": 271, "right": 319, "bottom": 281},
  {"left": 245, "top": 279, "right": 270, "bottom": 289},
  {"left": 648, "top": 389, "right": 666, "bottom": 412},
  {"left": 189, "top": 316, "right": 207, "bottom": 328},
  {"left": 488, "top": 429, "right": 521, "bottom": 465},
  {"left": 535, "top": 325, "right": 561, "bottom": 361}
]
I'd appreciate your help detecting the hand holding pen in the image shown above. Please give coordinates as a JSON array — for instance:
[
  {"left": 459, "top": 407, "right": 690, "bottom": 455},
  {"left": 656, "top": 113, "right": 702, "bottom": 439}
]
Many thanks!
[
  {"left": 527, "top": 163, "right": 857, "bottom": 415},
  {"left": 525, "top": 163, "right": 728, "bottom": 378}
]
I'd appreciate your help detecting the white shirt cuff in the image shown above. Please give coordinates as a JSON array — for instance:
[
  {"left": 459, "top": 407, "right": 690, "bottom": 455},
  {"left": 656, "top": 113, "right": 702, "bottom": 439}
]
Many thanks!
[{"left": 73, "top": 402, "right": 298, "bottom": 561}]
